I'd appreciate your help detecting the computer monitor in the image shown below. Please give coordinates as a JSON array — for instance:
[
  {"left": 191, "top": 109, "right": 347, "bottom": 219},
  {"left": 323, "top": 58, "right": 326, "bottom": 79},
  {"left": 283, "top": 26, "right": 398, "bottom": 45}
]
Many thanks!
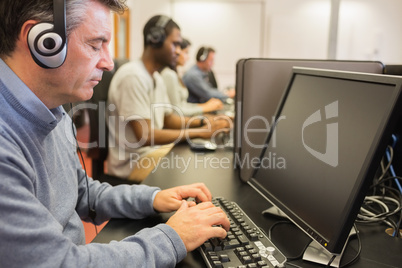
[
  {"left": 235, "top": 59, "right": 385, "bottom": 182},
  {"left": 384, "top": 64, "right": 402, "bottom": 76},
  {"left": 248, "top": 67, "right": 402, "bottom": 263},
  {"left": 234, "top": 59, "right": 246, "bottom": 158},
  {"left": 383, "top": 64, "right": 402, "bottom": 180}
]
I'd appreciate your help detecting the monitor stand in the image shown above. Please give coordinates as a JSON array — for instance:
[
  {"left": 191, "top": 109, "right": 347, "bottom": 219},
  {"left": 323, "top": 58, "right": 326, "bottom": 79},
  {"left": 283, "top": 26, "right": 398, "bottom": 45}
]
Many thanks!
[
  {"left": 302, "top": 228, "right": 356, "bottom": 267},
  {"left": 262, "top": 206, "right": 288, "bottom": 218},
  {"left": 262, "top": 207, "right": 356, "bottom": 267}
]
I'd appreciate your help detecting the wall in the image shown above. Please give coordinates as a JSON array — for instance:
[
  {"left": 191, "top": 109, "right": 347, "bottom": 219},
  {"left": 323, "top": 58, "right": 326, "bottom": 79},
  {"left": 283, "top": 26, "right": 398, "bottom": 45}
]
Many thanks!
[
  {"left": 337, "top": 0, "right": 402, "bottom": 63},
  {"left": 264, "top": 0, "right": 331, "bottom": 59},
  {"left": 123, "top": 0, "right": 402, "bottom": 88},
  {"left": 171, "top": 0, "right": 264, "bottom": 88},
  {"left": 127, "top": 0, "right": 171, "bottom": 60}
]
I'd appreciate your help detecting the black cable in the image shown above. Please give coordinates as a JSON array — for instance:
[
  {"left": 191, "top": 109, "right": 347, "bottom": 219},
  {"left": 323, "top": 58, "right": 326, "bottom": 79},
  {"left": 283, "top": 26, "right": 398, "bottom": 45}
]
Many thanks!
[
  {"left": 268, "top": 220, "right": 312, "bottom": 261},
  {"left": 394, "top": 207, "right": 402, "bottom": 238},
  {"left": 339, "top": 225, "right": 361, "bottom": 268},
  {"left": 325, "top": 254, "right": 336, "bottom": 267},
  {"left": 361, "top": 172, "right": 402, "bottom": 235},
  {"left": 285, "top": 262, "right": 304, "bottom": 268},
  {"left": 69, "top": 103, "right": 98, "bottom": 235},
  {"left": 268, "top": 220, "right": 292, "bottom": 240},
  {"left": 371, "top": 176, "right": 402, "bottom": 188},
  {"left": 269, "top": 221, "right": 362, "bottom": 267}
]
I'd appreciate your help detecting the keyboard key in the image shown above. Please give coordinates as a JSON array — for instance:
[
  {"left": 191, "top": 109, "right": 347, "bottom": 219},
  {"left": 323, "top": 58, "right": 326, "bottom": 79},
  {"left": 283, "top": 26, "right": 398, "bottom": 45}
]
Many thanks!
[
  {"left": 235, "top": 231, "right": 243, "bottom": 236},
  {"left": 219, "top": 254, "right": 230, "bottom": 262},
  {"left": 238, "top": 251, "right": 248, "bottom": 258},
  {"left": 235, "top": 247, "right": 245, "bottom": 253},
  {"left": 251, "top": 253, "right": 262, "bottom": 262},
  {"left": 203, "top": 242, "right": 213, "bottom": 251},
  {"left": 241, "top": 256, "right": 253, "bottom": 264},
  {"left": 227, "top": 234, "right": 236, "bottom": 240},
  {"left": 198, "top": 197, "right": 286, "bottom": 268},
  {"left": 207, "top": 251, "right": 217, "bottom": 257},
  {"left": 210, "top": 256, "right": 219, "bottom": 262},
  {"left": 249, "top": 233, "right": 259, "bottom": 241},
  {"left": 212, "top": 260, "right": 223, "bottom": 268},
  {"left": 210, "top": 238, "right": 223, "bottom": 251},
  {"left": 245, "top": 245, "right": 255, "bottom": 251},
  {"left": 248, "top": 249, "right": 258, "bottom": 255},
  {"left": 223, "top": 239, "right": 241, "bottom": 249},
  {"left": 237, "top": 235, "right": 249, "bottom": 245}
]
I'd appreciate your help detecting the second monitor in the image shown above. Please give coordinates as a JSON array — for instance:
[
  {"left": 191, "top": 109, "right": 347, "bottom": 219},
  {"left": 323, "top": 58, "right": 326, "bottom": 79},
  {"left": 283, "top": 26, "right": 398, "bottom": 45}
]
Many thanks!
[{"left": 234, "top": 58, "right": 384, "bottom": 182}]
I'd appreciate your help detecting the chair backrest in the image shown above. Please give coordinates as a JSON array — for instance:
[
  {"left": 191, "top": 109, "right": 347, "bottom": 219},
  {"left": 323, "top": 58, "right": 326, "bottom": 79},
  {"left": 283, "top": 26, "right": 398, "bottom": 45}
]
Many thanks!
[
  {"left": 87, "top": 58, "right": 129, "bottom": 180},
  {"left": 207, "top": 70, "right": 218, "bottom": 89}
]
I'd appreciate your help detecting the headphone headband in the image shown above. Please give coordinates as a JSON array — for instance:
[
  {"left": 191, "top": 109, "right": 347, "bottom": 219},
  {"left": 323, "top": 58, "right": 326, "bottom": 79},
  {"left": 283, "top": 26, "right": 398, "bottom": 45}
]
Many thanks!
[
  {"left": 53, "top": 0, "right": 67, "bottom": 44},
  {"left": 27, "top": 0, "right": 67, "bottom": 68},
  {"left": 146, "top": 15, "right": 171, "bottom": 48},
  {"left": 156, "top": 15, "right": 170, "bottom": 29}
]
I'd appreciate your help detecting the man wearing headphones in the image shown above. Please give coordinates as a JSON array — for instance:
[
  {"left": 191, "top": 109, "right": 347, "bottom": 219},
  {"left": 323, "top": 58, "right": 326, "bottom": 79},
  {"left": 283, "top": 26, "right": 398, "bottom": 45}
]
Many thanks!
[
  {"left": 107, "top": 15, "right": 231, "bottom": 178},
  {"left": 0, "top": 1, "right": 229, "bottom": 267},
  {"left": 183, "top": 46, "right": 236, "bottom": 104}
]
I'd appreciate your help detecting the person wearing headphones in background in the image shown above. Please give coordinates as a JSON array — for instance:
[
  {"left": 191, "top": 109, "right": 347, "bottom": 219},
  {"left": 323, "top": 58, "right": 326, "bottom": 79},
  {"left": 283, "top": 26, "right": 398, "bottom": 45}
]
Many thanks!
[
  {"left": 0, "top": 1, "right": 230, "bottom": 267},
  {"left": 161, "top": 38, "right": 223, "bottom": 116},
  {"left": 107, "top": 16, "right": 231, "bottom": 179},
  {"left": 183, "top": 46, "right": 236, "bottom": 104}
]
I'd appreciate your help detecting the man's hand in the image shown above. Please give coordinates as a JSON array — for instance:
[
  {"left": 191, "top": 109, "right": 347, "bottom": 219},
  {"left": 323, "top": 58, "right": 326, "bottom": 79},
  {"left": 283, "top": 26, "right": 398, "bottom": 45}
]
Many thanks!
[
  {"left": 195, "top": 114, "right": 232, "bottom": 140},
  {"left": 166, "top": 201, "right": 230, "bottom": 252},
  {"left": 153, "top": 183, "right": 212, "bottom": 213}
]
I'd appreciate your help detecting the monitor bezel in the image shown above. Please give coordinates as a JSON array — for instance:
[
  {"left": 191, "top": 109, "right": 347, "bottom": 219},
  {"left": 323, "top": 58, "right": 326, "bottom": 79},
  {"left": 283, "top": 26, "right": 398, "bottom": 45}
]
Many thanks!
[{"left": 248, "top": 67, "right": 402, "bottom": 254}]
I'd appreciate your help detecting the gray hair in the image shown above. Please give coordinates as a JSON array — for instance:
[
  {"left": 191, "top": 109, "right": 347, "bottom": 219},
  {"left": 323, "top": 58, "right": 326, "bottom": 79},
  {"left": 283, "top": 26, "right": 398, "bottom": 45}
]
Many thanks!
[{"left": 0, "top": 0, "right": 127, "bottom": 57}]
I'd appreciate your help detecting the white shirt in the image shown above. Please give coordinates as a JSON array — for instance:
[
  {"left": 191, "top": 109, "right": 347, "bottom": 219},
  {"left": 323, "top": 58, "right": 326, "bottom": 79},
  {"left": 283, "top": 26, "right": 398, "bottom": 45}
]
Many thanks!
[{"left": 107, "top": 59, "right": 172, "bottom": 177}]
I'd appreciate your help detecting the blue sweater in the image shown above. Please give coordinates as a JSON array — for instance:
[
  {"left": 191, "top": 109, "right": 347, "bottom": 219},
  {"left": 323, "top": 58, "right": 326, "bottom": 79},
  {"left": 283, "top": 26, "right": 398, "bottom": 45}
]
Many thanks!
[
  {"left": 0, "top": 59, "right": 186, "bottom": 267},
  {"left": 182, "top": 65, "right": 228, "bottom": 103}
]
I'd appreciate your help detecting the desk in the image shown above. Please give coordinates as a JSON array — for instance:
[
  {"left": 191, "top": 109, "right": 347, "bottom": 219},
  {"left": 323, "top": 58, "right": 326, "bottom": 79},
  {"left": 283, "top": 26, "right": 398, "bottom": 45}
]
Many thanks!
[{"left": 93, "top": 144, "right": 402, "bottom": 267}]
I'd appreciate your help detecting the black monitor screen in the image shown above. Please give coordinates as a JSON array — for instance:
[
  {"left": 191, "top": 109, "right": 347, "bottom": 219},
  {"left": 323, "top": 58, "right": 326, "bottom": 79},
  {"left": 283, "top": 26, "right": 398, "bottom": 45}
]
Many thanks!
[{"left": 249, "top": 67, "right": 402, "bottom": 254}]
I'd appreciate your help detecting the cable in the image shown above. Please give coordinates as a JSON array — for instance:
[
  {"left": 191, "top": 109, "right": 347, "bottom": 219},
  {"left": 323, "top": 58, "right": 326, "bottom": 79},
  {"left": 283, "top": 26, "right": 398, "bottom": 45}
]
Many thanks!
[
  {"left": 362, "top": 175, "right": 402, "bottom": 237},
  {"left": 268, "top": 221, "right": 362, "bottom": 267},
  {"left": 339, "top": 225, "right": 361, "bottom": 268},
  {"left": 360, "top": 196, "right": 400, "bottom": 219},
  {"left": 268, "top": 220, "right": 291, "bottom": 240},
  {"left": 69, "top": 103, "right": 98, "bottom": 235},
  {"left": 385, "top": 135, "right": 402, "bottom": 193},
  {"left": 325, "top": 225, "right": 362, "bottom": 268},
  {"left": 362, "top": 138, "right": 402, "bottom": 238},
  {"left": 268, "top": 220, "right": 312, "bottom": 261},
  {"left": 285, "top": 263, "right": 304, "bottom": 268},
  {"left": 378, "top": 146, "right": 393, "bottom": 183},
  {"left": 357, "top": 194, "right": 401, "bottom": 232},
  {"left": 325, "top": 255, "right": 336, "bottom": 267}
]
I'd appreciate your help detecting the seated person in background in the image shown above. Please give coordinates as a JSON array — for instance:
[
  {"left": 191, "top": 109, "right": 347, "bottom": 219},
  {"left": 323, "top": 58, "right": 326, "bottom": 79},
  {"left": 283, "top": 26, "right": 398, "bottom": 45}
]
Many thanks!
[
  {"left": 183, "top": 46, "right": 235, "bottom": 103},
  {"left": 0, "top": 2, "right": 230, "bottom": 267},
  {"left": 107, "top": 15, "right": 231, "bottom": 178},
  {"left": 161, "top": 38, "right": 223, "bottom": 116}
]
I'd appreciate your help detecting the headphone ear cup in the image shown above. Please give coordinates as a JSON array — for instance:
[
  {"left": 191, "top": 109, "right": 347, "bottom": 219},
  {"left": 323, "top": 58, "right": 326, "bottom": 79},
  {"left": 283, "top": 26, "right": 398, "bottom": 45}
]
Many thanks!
[
  {"left": 199, "top": 48, "right": 209, "bottom": 62},
  {"left": 27, "top": 22, "right": 67, "bottom": 68},
  {"left": 146, "top": 26, "right": 166, "bottom": 48}
]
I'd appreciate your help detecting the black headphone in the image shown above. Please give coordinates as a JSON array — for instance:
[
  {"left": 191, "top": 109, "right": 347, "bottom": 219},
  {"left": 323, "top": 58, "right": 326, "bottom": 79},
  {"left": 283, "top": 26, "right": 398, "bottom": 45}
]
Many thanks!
[
  {"left": 27, "top": 0, "right": 67, "bottom": 69},
  {"left": 198, "top": 47, "right": 209, "bottom": 62},
  {"left": 146, "top": 15, "right": 171, "bottom": 48}
]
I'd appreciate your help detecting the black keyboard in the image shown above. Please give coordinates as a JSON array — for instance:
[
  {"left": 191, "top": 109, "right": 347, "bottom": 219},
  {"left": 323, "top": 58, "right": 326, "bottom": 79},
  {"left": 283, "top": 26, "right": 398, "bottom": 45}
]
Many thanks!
[{"left": 199, "top": 197, "right": 287, "bottom": 268}]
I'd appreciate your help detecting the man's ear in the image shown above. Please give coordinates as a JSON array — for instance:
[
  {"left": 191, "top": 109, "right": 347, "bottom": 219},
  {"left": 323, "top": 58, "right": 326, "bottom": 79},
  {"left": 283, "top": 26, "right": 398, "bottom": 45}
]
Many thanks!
[{"left": 18, "top": 20, "right": 38, "bottom": 50}]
